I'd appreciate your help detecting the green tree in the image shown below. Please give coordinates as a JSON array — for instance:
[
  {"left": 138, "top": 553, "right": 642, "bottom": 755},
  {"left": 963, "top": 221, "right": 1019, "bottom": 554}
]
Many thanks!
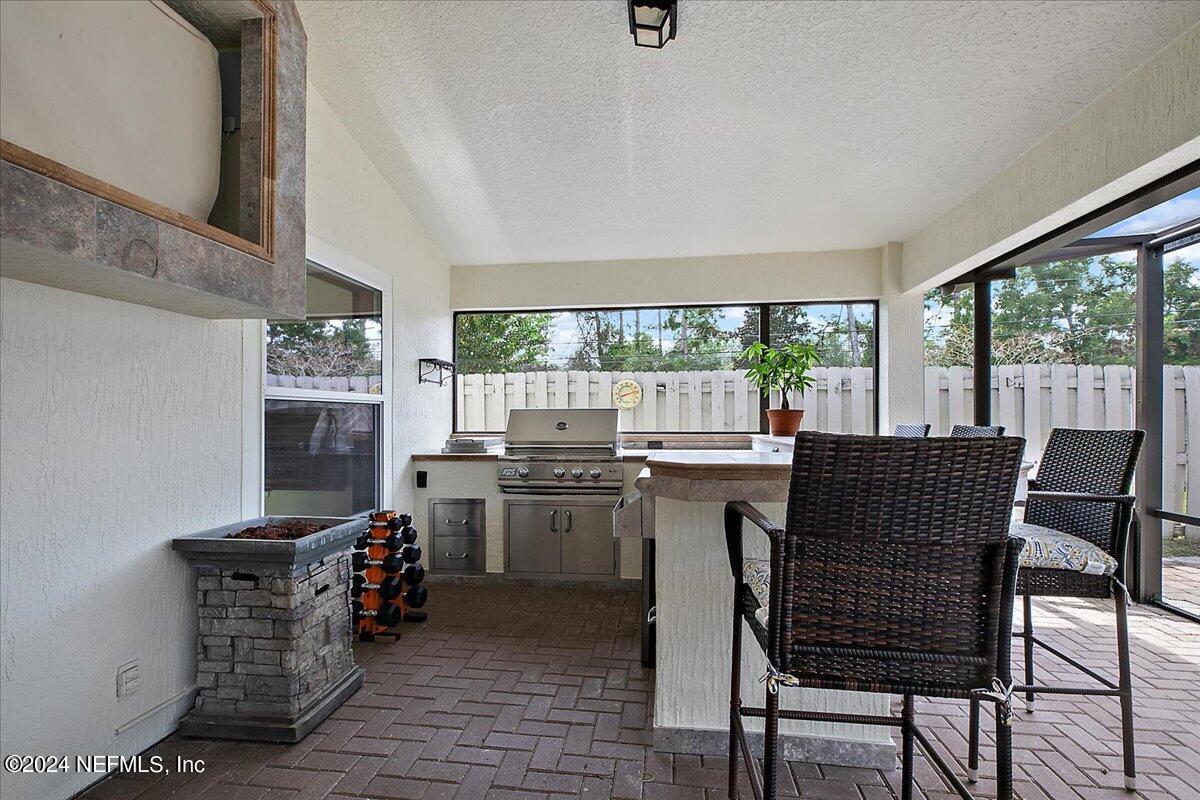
[
  {"left": 456, "top": 313, "right": 554, "bottom": 373},
  {"left": 737, "top": 304, "right": 873, "bottom": 368},
  {"left": 1164, "top": 254, "right": 1200, "bottom": 365},
  {"left": 924, "top": 252, "right": 1200, "bottom": 367},
  {"left": 267, "top": 319, "right": 378, "bottom": 377}
]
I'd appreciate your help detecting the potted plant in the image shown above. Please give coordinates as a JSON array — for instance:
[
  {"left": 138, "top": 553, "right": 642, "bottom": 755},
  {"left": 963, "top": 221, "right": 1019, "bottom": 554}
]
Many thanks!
[{"left": 741, "top": 341, "right": 820, "bottom": 436}]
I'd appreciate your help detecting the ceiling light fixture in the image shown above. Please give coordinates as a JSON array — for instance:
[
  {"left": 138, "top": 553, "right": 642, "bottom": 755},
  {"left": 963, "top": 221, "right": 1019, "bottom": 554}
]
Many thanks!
[{"left": 628, "top": 0, "right": 676, "bottom": 49}]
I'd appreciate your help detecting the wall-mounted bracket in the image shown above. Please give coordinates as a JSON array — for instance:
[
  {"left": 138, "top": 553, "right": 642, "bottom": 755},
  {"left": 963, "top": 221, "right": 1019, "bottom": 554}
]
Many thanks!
[{"left": 419, "top": 358, "right": 455, "bottom": 386}]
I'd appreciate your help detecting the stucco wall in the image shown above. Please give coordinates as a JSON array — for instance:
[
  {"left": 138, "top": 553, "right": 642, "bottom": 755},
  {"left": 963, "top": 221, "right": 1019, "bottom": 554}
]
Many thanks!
[
  {"left": 901, "top": 23, "right": 1200, "bottom": 292},
  {"left": 450, "top": 248, "right": 882, "bottom": 310},
  {"left": 0, "top": 83, "right": 451, "bottom": 800},
  {"left": 0, "top": 278, "right": 247, "bottom": 800},
  {"left": 306, "top": 86, "right": 453, "bottom": 514}
]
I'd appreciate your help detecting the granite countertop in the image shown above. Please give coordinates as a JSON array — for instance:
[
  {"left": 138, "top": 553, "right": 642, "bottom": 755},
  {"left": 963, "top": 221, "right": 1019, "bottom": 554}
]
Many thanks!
[
  {"left": 412, "top": 447, "right": 744, "bottom": 462},
  {"left": 635, "top": 450, "right": 793, "bottom": 503},
  {"left": 644, "top": 449, "right": 793, "bottom": 480}
]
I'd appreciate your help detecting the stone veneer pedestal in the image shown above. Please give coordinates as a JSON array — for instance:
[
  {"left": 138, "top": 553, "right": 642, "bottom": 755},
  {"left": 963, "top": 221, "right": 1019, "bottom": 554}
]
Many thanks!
[{"left": 173, "top": 516, "right": 368, "bottom": 742}]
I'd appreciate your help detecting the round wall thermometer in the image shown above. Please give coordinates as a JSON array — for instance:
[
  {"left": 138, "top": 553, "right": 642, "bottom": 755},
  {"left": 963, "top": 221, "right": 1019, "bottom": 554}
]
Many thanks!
[{"left": 612, "top": 379, "right": 643, "bottom": 410}]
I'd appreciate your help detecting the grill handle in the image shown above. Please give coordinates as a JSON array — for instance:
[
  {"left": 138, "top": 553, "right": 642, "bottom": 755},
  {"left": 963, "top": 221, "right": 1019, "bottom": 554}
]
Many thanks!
[
  {"left": 444, "top": 552, "right": 469, "bottom": 560},
  {"left": 549, "top": 509, "right": 558, "bottom": 532},
  {"left": 443, "top": 518, "right": 468, "bottom": 526},
  {"left": 564, "top": 509, "right": 573, "bottom": 533}
]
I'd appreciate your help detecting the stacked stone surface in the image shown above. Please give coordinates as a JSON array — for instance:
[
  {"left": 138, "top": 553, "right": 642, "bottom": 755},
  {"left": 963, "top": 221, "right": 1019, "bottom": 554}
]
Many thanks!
[{"left": 192, "top": 553, "right": 355, "bottom": 722}]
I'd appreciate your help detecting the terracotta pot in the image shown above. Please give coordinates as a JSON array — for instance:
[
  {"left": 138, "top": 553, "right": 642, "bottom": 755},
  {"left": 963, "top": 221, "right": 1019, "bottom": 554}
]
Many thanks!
[{"left": 765, "top": 408, "right": 805, "bottom": 437}]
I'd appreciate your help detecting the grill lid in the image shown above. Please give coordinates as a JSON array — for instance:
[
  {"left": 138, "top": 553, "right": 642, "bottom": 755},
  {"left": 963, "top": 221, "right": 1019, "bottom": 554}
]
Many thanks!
[{"left": 503, "top": 408, "right": 619, "bottom": 450}]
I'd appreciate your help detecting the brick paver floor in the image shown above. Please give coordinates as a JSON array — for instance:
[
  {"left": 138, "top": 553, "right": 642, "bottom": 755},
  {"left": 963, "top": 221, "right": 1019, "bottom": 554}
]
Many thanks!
[
  {"left": 1162, "top": 560, "right": 1200, "bottom": 617},
  {"left": 82, "top": 581, "right": 1199, "bottom": 800}
]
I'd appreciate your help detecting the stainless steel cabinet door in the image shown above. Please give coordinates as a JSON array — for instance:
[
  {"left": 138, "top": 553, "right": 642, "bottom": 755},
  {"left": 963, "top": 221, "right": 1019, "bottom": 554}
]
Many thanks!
[
  {"left": 561, "top": 503, "right": 616, "bottom": 576},
  {"left": 506, "top": 501, "right": 561, "bottom": 574}
]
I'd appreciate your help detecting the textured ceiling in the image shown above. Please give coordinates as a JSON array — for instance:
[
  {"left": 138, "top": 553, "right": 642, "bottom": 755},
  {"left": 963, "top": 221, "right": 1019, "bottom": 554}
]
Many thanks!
[{"left": 299, "top": 1, "right": 1200, "bottom": 266}]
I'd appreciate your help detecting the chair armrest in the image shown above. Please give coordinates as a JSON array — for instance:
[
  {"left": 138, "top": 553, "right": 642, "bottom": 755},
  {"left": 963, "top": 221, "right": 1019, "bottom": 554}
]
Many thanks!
[
  {"left": 723, "top": 500, "right": 784, "bottom": 581},
  {"left": 726, "top": 500, "right": 785, "bottom": 543},
  {"left": 724, "top": 501, "right": 787, "bottom": 663},
  {"left": 1026, "top": 490, "right": 1135, "bottom": 506}
]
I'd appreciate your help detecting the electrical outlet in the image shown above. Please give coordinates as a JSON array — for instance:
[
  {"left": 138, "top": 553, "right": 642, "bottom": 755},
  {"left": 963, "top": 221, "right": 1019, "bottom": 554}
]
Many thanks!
[{"left": 116, "top": 660, "right": 140, "bottom": 698}]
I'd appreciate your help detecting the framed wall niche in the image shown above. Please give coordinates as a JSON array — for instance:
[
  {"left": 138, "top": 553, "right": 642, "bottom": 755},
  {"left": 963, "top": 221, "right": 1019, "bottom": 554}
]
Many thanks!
[
  {"left": 0, "top": 0, "right": 277, "bottom": 261},
  {"left": 0, "top": 0, "right": 307, "bottom": 319}
]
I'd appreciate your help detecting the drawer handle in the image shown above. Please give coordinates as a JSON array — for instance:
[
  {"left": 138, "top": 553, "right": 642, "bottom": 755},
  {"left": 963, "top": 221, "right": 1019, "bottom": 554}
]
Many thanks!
[
  {"left": 444, "top": 519, "right": 469, "bottom": 526},
  {"left": 445, "top": 551, "right": 470, "bottom": 559}
]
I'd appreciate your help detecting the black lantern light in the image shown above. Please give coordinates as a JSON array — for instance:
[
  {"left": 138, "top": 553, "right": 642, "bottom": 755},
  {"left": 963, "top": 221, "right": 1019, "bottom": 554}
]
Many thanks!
[{"left": 628, "top": 0, "right": 677, "bottom": 49}]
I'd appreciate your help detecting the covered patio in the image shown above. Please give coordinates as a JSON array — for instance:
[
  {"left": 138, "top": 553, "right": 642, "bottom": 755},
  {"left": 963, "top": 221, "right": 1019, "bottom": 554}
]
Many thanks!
[{"left": 2, "top": 2, "right": 1198, "bottom": 800}]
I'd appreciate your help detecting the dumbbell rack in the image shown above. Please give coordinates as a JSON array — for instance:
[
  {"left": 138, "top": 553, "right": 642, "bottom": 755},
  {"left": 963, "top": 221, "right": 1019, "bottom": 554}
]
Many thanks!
[{"left": 351, "top": 510, "right": 428, "bottom": 642}]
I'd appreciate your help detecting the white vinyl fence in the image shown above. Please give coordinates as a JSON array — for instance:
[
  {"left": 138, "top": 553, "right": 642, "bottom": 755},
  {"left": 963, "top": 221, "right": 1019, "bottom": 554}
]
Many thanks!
[
  {"left": 266, "top": 374, "right": 383, "bottom": 393},
  {"left": 455, "top": 367, "right": 876, "bottom": 434},
  {"left": 455, "top": 365, "right": 1197, "bottom": 520}
]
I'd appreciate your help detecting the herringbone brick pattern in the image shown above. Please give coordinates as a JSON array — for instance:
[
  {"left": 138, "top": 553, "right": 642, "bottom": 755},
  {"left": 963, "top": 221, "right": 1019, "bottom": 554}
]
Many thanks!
[{"left": 82, "top": 582, "right": 1198, "bottom": 800}]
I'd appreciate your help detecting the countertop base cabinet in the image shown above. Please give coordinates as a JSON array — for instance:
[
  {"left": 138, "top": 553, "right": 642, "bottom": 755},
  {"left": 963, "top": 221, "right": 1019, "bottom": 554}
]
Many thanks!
[
  {"left": 429, "top": 498, "right": 485, "bottom": 574},
  {"left": 505, "top": 498, "right": 616, "bottom": 578}
]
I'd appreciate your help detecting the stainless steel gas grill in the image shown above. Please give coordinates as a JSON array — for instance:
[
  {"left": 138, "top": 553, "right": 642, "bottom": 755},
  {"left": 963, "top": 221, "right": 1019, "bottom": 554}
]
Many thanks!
[
  {"left": 498, "top": 409, "right": 623, "bottom": 577},
  {"left": 497, "top": 409, "right": 623, "bottom": 496}
]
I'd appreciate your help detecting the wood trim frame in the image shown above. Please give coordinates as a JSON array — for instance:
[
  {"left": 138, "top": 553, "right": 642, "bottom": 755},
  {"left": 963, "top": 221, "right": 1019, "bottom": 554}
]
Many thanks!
[{"left": 0, "top": 0, "right": 278, "bottom": 263}]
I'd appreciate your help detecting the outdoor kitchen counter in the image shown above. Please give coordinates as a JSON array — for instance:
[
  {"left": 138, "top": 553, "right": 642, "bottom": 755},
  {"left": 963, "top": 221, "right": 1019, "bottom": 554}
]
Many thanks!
[{"left": 634, "top": 451, "right": 895, "bottom": 769}]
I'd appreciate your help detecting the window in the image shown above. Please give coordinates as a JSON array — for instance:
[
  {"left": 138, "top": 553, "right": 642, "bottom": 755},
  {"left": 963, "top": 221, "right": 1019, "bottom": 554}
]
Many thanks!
[
  {"left": 453, "top": 302, "right": 876, "bottom": 434},
  {"left": 264, "top": 261, "right": 385, "bottom": 516}
]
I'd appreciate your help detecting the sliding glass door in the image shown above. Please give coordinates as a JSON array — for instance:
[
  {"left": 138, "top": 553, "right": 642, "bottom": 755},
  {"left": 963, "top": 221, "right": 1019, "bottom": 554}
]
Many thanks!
[{"left": 1157, "top": 239, "right": 1199, "bottom": 616}]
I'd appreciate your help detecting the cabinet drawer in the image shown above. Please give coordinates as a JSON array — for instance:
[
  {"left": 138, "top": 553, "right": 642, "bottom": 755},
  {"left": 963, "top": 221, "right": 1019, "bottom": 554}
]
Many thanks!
[
  {"left": 432, "top": 536, "right": 484, "bottom": 572},
  {"left": 431, "top": 500, "right": 483, "bottom": 538}
]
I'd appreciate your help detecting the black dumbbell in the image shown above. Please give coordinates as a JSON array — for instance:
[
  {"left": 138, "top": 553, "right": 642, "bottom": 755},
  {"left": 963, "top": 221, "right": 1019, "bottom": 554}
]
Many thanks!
[
  {"left": 370, "top": 517, "right": 402, "bottom": 532},
  {"left": 401, "top": 563, "right": 425, "bottom": 586},
  {"left": 402, "top": 584, "right": 428, "bottom": 609},
  {"left": 356, "top": 531, "right": 401, "bottom": 551},
  {"left": 351, "top": 573, "right": 403, "bottom": 599},
  {"left": 398, "top": 525, "right": 418, "bottom": 545},
  {"left": 352, "top": 551, "right": 404, "bottom": 573},
  {"left": 400, "top": 543, "right": 422, "bottom": 564},
  {"left": 397, "top": 513, "right": 412, "bottom": 526},
  {"left": 352, "top": 600, "right": 402, "bottom": 627}
]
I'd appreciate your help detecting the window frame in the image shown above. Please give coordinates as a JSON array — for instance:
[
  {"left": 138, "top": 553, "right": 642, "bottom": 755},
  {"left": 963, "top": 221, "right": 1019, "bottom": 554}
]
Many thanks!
[
  {"left": 451, "top": 299, "right": 880, "bottom": 436},
  {"left": 260, "top": 239, "right": 392, "bottom": 516},
  {"left": 941, "top": 160, "right": 1200, "bottom": 618}
]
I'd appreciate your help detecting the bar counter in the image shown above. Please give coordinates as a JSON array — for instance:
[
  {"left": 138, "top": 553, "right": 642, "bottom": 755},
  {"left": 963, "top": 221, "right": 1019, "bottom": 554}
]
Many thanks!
[{"left": 635, "top": 450, "right": 895, "bottom": 769}]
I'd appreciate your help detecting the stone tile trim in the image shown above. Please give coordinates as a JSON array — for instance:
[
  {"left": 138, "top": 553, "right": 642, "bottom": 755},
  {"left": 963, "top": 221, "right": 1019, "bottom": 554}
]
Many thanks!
[{"left": 182, "top": 553, "right": 362, "bottom": 740}]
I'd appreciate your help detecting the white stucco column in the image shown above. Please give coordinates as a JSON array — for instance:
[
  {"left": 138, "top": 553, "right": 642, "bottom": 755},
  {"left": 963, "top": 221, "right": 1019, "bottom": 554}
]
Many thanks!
[{"left": 878, "top": 242, "right": 926, "bottom": 431}]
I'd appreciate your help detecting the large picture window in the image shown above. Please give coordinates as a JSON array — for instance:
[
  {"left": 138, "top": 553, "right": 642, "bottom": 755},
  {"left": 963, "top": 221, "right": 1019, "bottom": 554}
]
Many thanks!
[
  {"left": 264, "top": 260, "right": 385, "bottom": 516},
  {"left": 454, "top": 302, "right": 876, "bottom": 434}
]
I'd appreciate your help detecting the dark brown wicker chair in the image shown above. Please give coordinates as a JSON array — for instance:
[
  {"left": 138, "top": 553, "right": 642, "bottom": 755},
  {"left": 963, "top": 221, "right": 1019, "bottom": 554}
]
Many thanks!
[
  {"left": 951, "top": 424, "right": 1005, "bottom": 437},
  {"left": 967, "top": 427, "right": 1144, "bottom": 790},
  {"left": 726, "top": 432, "right": 1027, "bottom": 800},
  {"left": 893, "top": 423, "right": 931, "bottom": 437}
]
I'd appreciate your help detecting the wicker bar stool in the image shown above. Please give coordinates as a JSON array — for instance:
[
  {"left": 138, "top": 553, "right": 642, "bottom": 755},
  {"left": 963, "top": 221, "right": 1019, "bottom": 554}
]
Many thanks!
[
  {"left": 727, "top": 432, "right": 1027, "bottom": 800},
  {"left": 966, "top": 427, "right": 1144, "bottom": 790},
  {"left": 951, "top": 424, "right": 1005, "bottom": 437},
  {"left": 893, "top": 423, "right": 931, "bottom": 437}
]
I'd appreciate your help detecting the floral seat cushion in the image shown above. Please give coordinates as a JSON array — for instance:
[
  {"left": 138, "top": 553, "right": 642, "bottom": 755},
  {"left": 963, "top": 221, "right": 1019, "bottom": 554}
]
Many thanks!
[
  {"left": 1012, "top": 522, "right": 1117, "bottom": 577},
  {"left": 742, "top": 558, "right": 772, "bottom": 626}
]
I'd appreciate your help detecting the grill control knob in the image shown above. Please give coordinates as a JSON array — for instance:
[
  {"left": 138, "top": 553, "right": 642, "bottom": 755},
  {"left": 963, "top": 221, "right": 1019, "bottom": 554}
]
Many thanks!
[
  {"left": 553, "top": 467, "right": 565, "bottom": 478},
  {"left": 571, "top": 467, "right": 584, "bottom": 479},
  {"left": 590, "top": 468, "right": 603, "bottom": 479},
  {"left": 516, "top": 467, "right": 530, "bottom": 478}
]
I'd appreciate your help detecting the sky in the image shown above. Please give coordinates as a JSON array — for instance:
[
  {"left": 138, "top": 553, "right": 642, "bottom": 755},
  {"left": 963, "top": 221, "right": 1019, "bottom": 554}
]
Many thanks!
[{"left": 1088, "top": 188, "right": 1200, "bottom": 237}]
